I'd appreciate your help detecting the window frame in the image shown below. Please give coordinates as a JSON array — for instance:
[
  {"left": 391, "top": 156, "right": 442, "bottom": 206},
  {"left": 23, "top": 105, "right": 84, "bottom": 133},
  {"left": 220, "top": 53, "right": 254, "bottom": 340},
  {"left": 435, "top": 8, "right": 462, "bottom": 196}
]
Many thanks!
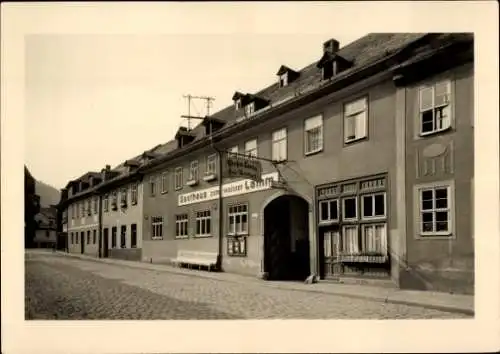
[
  {"left": 149, "top": 176, "right": 157, "bottom": 196},
  {"left": 131, "top": 183, "right": 138, "bottom": 205},
  {"left": 245, "top": 102, "right": 255, "bottom": 117},
  {"left": 343, "top": 96, "right": 368, "bottom": 144},
  {"left": 161, "top": 172, "right": 169, "bottom": 194},
  {"left": 174, "top": 167, "right": 183, "bottom": 190},
  {"left": 131, "top": 223, "right": 137, "bottom": 248},
  {"left": 93, "top": 229, "right": 97, "bottom": 244},
  {"left": 304, "top": 115, "right": 324, "bottom": 155},
  {"left": 319, "top": 199, "right": 339, "bottom": 225},
  {"left": 151, "top": 216, "right": 164, "bottom": 240},
  {"left": 175, "top": 214, "right": 189, "bottom": 239},
  {"left": 103, "top": 195, "right": 109, "bottom": 212},
  {"left": 120, "top": 225, "right": 127, "bottom": 248},
  {"left": 206, "top": 153, "right": 217, "bottom": 176},
  {"left": 272, "top": 127, "right": 288, "bottom": 162},
  {"left": 227, "top": 203, "right": 249, "bottom": 236},
  {"left": 244, "top": 139, "right": 258, "bottom": 158},
  {"left": 189, "top": 160, "right": 199, "bottom": 182},
  {"left": 111, "top": 227, "right": 117, "bottom": 248},
  {"left": 195, "top": 210, "right": 212, "bottom": 237},
  {"left": 418, "top": 79, "right": 453, "bottom": 137},
  {"left": 414, "top": 180, "right": 455, "bottom": 238},
  {"left": 360, "top": 192, "right": 387, "bottom": 221},
  {"left": 342, "top": 196, "right": 358, "bottom": 222}
]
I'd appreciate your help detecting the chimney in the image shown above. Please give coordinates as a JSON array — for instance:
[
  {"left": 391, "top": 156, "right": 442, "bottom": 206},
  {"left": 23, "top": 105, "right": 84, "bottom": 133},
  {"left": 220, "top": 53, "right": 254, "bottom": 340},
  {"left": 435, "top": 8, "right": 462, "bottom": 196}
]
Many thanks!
[{"left": 323, "top": 39, "right": 340, "bottom": 55}]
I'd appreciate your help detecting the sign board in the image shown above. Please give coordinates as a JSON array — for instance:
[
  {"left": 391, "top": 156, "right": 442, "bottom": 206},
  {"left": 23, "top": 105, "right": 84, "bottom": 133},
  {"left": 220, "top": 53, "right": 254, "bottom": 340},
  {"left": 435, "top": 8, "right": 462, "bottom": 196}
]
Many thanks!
[
  {"left": 223, "top": 153, "right": 263, "bottom": 182},
  {"left": 178, "top": 172, "right": 279, "bottom": 206}
]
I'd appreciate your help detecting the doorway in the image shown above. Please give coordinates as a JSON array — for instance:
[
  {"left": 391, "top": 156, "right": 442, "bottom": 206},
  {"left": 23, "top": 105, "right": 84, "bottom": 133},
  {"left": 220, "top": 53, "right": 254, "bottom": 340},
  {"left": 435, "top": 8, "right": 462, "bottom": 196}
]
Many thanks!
[
  {"left": 102, "top": 228, "right": 109, "bottom": 258},
  {"left": 80, "top": 231, "right": 85, "bottom": 254},
  {"left": 263, "top": 195, "right": 310, "bottom": 281}
]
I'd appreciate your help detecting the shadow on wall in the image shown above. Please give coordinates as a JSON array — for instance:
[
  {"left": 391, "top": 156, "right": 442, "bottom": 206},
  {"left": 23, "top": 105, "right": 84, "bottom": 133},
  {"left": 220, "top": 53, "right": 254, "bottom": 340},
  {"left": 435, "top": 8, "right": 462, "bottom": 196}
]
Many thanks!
[{"left": 399, "top": 267, "right": 474, "bottom": 295}]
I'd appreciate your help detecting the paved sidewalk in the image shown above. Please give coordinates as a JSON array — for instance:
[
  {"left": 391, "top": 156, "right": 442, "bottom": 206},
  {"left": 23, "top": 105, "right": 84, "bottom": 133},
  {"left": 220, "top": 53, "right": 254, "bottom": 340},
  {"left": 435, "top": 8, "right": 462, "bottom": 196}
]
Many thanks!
[{"left": 40, "top": 250, "right": 474, "bottom": 316}]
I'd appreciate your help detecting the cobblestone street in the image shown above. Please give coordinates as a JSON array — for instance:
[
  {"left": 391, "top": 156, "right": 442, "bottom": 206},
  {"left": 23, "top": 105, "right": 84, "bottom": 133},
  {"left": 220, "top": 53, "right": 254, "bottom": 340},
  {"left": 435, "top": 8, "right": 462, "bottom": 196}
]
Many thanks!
[{"left": 25, "top": 252, "right": 470, "bottom": 319}]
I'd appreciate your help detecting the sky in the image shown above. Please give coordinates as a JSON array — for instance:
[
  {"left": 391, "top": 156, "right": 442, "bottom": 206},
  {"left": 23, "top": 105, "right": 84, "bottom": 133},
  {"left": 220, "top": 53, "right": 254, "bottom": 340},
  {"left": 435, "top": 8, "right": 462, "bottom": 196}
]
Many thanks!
[{"left": 23, "top": 4, "right": 370, "bottom": 189}]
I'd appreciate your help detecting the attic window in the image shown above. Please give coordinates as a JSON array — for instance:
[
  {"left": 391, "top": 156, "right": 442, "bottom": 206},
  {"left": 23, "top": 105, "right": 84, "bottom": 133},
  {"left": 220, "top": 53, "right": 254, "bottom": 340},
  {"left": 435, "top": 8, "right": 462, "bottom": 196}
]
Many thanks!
[
  {"left": 322, "top": 61, "right": 335, "bottom": 80},
  {"left": 235, "top": 99, "right": 242, "bottom": 110},
  {"left": 245, "top": 102, "right": 255, "bottom": 117},
  {"left": 279, "top": 73, "right": 288, "bottom": 87}
]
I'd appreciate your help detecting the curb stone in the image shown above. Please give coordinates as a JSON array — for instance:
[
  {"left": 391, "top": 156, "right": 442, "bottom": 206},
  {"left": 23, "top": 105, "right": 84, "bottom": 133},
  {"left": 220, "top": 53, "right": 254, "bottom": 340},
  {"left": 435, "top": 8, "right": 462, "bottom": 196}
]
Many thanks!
[{"left": 36, "top": 251, "right": 474, "bottom": 316}]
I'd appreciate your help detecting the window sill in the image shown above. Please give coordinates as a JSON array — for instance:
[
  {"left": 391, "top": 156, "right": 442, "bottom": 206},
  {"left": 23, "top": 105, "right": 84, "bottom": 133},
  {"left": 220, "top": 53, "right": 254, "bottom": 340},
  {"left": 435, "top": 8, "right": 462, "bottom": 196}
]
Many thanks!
[
  {"left": 360, "top": 216, "right": 387, "bottom": 222},
  {"left": 175, "top": 187, "right": 183, "bottom": 191},
  {"left": 318, "top": 220, "right": 339, "bottom": 226},
  {"left": 418, "top": 232, "right": 454, "bottom": 239},
  {"left": 194, "top": 234, "right": 213, "bottom": 238},
  {"left": 161, "top": 190, "right": 168, "bottom": 195},
  {"left": 342, "top": 218, "right": 359, "bottom": 223},
  {"left": 419, "top": 126, "right": 452, "bottom": 137},
  {"left": 344, "top": 136, "right": 367, "bottom": 145},
  {"left": 305, "top": 148, "right": 323, "bottom": 157},
  {"left": 228, "top": 253, "right": 247, "bottom": 257},
  {"left": 175, "top": 236, "right": 189, "bottom": 239},
  {"left": 151, "top": 237, "right": 164, "bottom": 241},
  {"left": 203, "top": 174, "right": 217, "bottom": 182},
  {"left": 186, "top": 179, "right": 199, "bottom": 187}
]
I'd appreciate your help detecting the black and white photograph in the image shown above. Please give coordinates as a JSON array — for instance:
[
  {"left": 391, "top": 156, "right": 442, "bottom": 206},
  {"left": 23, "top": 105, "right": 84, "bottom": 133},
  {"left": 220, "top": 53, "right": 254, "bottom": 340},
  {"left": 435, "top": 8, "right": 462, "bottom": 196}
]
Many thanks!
[{"left": 2, "top": 1, "right": 499, "bottom": 353}]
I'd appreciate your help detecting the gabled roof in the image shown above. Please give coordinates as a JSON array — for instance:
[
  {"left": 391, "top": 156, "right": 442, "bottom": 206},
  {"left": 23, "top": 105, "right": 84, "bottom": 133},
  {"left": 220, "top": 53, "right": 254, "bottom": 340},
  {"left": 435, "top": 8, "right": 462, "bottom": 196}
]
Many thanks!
[
  {"left": 65, "top": 33, "right": 470, "bottom": 203},
  {"left": 276, "top": 65, "right": 298, "bottom": 76},
  {"left": 316, "top": 52, "right": 352, "bottom": 68}
]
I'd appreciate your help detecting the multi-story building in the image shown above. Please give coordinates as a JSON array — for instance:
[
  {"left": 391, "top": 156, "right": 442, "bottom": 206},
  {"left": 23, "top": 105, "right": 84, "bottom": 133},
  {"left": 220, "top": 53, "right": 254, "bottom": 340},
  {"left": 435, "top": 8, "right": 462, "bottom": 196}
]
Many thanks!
[{"left": 58, "top": 32, "right": 474, "bottom": 294}]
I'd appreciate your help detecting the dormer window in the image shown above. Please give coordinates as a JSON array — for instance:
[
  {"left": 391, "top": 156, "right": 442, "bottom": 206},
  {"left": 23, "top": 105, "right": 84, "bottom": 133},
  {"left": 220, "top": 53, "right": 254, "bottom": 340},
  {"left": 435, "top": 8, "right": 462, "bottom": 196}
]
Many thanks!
[
  {"left": 279, "top": 73, "right": 288, "bottom": 87},
  {"left": 276, "top": 65, "right": 299, "bottom": 88},
  {"left": 245, "top": 102, "right": 255, "bottom": 117},
  {"left": 235, "top": 99, "right": 242, "bottom": 110}
]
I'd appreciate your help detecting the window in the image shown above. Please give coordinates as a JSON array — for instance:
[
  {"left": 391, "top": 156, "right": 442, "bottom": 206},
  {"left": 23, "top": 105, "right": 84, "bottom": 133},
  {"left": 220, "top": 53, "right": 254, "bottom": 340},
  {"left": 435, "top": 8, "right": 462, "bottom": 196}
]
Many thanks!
[
  {"left": 419, "top": 185, "right": 452, "bottom": 236},
  {"left": 272, "top": 128, "right": 287, "bottom": 162},
  {"left": 227, "top": 237, "right": 247, "bottom": 256},
  {"left": 342, "top": 225, "right": 359, "bottom": 254},
  {"left": 131, "top": 183, "right": 138, "bottom": 205},
  {"left": 361, "top": 193, "right": 386, "bottom": 219},
  {"left": 342, "top": 197, "right": 358, "bottom": 221},
  {"left": 120, "top": 225, "right": 127, "bottom": 248},
  {"left": 304, "top": 115, "right": 323, "bottom": 154},
  {"left": 245, "top": 102, "right": 255, "bottom": 116},
  {"left": 244, "top": 139, "right": 258, "bottom": 157},
  {"left": 189, "top": 161, "right": 199, "bottom": 182},
  {"left": 121, "top": 187, "right": 128, "bottom": 206},
  {"left": 111, "top": 192, "right": 118, "bottom": 210},
  {"left": 206, "top": 154, "right": 217, "bottom": 175},
  {"left": 93, "top": 197, "right": 98, "bottom": 214},
  {"left": 228, "top": 146, "right": 238, "bottom": 156},
  {"left": 86, "top": 200, "right": 91, "bottom": 216},
  {"left": 175, "top": 214, "right": 189, "bottom": 238},
  {"left": 149, "top": 176, "right": 156, "bottom": 196},
  {"left": 87, "top": 230, "right": 91, "bottom": 244},
  {"left": 195, "top": 210, "right": 211, "bottom": 237},
  {"left": 319, "top": 199, "right": 339, "bottom": 223},
  {"left": 131, "top": 224, "right": 137, "bottom": 248},
  {"left": 279, "top": 73, "right": 288, "bottom": 87},
  {"left": 362, "top": 223, "right": 387, "bottom": 255},
  {"left": 419, "top": 80, "right": 452, "bottom": 135},
  {"left": 103, "top": 195, "right": 109, "bottom": 212},
  {"left": 322, "top": 62, "right": 334, "bottom": 80},
  {"left": 235, "top": 99, "right": 242, "bottom": 110},
  {"left": 80, "top": 232, "right": 83, "bottom": 244},
  {"left": 151, "top": 216, "right": 163, "bottom": 239},
  {"left": 111, "top": 227, "right": 117, "bottom": 248},
  {"left": 175, "top": 167, "right": 183, "bottom": 190},
  {"left": 228, "top": 204, "right": 248, "bottom": 235},
  {"left": 161, "top": 172, "right": 168, "bottom": 193},
  {"left": 344, "top": 97, "right": 368, "bottom": 143},
  {"left": 93, "top": 230, "right": 97, "bottom": 244}
]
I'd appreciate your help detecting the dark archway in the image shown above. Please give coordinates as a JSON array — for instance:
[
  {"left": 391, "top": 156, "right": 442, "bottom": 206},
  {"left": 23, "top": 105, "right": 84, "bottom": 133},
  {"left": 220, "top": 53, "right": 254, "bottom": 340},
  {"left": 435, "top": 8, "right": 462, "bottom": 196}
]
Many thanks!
[{"left": 263, "top": 195, "right": 310, "bottom": 281}]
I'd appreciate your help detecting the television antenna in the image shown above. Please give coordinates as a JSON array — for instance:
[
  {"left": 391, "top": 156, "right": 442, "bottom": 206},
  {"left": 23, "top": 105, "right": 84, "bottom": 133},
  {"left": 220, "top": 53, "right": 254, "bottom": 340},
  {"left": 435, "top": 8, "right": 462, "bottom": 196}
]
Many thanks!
[{"left": 181, "top": 94, "right": 215, "bottom": 130}]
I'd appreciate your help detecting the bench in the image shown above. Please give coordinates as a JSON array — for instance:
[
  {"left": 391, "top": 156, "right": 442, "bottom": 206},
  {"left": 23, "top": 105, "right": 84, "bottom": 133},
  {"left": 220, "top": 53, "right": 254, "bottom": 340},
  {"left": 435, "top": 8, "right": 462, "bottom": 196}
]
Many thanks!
[{"left": 172, "top": 250, "right": 218, "bottom": 271}]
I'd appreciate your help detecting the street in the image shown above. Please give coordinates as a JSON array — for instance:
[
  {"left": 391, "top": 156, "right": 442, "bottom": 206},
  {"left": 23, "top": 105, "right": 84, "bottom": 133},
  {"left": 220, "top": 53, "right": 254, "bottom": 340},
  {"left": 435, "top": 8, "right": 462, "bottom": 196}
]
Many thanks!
[{"left": 25, "top": 252, "right": 470, "bottom": 320}]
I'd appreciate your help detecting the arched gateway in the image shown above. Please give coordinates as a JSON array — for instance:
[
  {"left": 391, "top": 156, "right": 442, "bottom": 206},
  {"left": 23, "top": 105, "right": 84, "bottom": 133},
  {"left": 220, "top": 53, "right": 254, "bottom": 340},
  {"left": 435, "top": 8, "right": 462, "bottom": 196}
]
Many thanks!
[{"left": 263, "top": 194, "right": 311, "bottom": 281}]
